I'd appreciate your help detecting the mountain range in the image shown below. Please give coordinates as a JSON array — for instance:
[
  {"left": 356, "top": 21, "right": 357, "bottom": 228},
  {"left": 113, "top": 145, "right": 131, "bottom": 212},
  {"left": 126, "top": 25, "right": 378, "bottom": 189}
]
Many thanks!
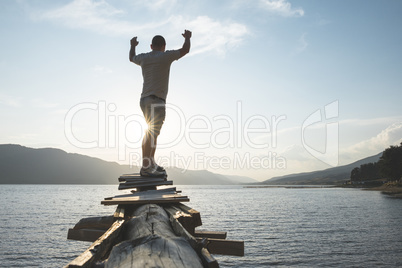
[
  {"left": 262, "top": 153, "right": 382, "bottom": 185},
  {"left": 0, "top": 144, "right": 382, "bottom": 185},
  {"left": 0, "top": 144, "right": 258, "bottom": 185}
]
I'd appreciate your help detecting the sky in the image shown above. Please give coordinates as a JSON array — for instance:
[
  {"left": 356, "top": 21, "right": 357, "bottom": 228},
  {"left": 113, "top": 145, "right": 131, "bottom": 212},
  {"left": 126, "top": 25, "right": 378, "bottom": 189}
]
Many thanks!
[{"left": 1, "top": 0, "right": 402, "bottom": 181}]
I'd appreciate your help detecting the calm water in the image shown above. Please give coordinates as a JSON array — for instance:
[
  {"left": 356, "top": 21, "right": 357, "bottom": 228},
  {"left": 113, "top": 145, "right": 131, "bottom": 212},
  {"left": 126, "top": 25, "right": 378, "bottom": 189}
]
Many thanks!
[{"left": 0, "top": 185, "right": 401, "bottom": 267}]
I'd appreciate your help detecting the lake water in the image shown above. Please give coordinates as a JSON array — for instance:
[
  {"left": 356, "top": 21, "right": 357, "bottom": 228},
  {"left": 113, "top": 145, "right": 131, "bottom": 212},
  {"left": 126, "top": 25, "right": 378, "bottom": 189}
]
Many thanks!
[{"left": 0, "top": 185, "right": 401, "bottom": 267}]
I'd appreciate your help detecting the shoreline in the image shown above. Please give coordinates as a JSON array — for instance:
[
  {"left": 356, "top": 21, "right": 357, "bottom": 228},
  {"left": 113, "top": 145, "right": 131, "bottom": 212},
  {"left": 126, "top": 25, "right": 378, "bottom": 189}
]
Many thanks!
[{"left": 362, "top": 183, "right": 402, "bottom": 198}]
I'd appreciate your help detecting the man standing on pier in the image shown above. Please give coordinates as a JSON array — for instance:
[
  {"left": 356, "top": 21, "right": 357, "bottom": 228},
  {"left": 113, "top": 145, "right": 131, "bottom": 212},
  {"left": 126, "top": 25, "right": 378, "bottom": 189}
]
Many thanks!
[{"left": 129, "top": 30, "right": 192, "bottom": 177}]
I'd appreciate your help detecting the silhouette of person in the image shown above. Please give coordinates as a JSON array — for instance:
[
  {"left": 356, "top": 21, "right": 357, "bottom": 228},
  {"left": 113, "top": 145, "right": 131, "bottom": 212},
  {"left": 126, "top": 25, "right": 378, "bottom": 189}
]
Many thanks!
[{"left": 130, "top": 30, "right": 192, "bottom": 177}]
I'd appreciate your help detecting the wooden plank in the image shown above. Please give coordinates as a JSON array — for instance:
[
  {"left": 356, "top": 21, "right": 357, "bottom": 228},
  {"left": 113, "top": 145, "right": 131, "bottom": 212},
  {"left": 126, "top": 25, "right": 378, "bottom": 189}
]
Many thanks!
[
  {"left": 118, "top": 180, "right": 173, "bottom": 190},
  {"left": 67, "top": 229, "right": 105, "bottom": 242},
  {"left": 195, "top": 230, "right": 227, "bottom": 239},
  {"left": 175, "top": 203, "right": 202, "bottom": 227},
  {"left": 164, "top": 206, "right": 196, "bottom": 235},
  {"left": 113, "top": 206, "right": 125, "bottom": 219},
  {"left": 131, "top": 187, "right": 178, "bottom": 195},
  {"left": 197, "top": 238, "right": 244, "bottom": 257},
  {"left": 101, "top": 194, "right": 189, "bottom": 206},
  {"left": 65, "top": 219, "right": 124, "bottom": 268},
  {"left": 71, "top": 216, "right": 114, "bottom": 230},
  {"left": 108, "top": 193, "right": 185, "bottom": 201},
  {"left": 200, "top": 248, "right": 219, "bottom": 268},
  {"left": 118, "top": 173, "right": 167, "bottom": 182},
  {"left": 119, "top": 178, "right": 166, "bottom": 186},
  {"left": 106, "top": 188, "right": 178, "bottom": 201}
]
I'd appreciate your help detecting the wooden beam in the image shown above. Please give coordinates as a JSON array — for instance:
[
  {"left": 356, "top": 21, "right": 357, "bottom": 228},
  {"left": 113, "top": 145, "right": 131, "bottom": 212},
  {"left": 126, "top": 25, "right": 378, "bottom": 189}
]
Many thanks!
[
  {"left": 200, "top": 248, "right": 219, "bottom": 268},
  {"left": 105, "top": 191, "right": 178, "bottom": 201},
  {"left": 164, "top": 206, "right": 196, "bottom": 235},
  {"left": 195, "top": 230, "right": 227, "bottom": 239},
  {"left": 174, "top": 203, "right": 202, "bottom": 227},
  {"left": 64, "top": 219, "right": 124, "bottom": 268},
  {"left": 118, "top": 180, "right": 173, "bottom": 190},
  {"left": 101, "top": 194, "right": 189, "bottom": 206},
  {"left": 118, "top": 173, "right": 167, "bottom": 182},
  {"left": 67, "top": 229, "right": 105, "bottom": 242},
  {"left": 113, "top": 206, "right": 125, "bottom": 219},
  {"left": 197, "top": 238, "right": 244, "bottom": 257},
  {"left": 71, "top": 215, "right": 114, "bottom": 230}
]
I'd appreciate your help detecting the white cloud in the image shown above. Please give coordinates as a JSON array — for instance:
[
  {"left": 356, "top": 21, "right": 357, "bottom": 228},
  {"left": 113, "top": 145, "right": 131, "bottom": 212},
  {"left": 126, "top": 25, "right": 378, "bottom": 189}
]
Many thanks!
[
  {"left": 32, "top": 0, "right": 249, "bottom": 56},
  {"left": 0, "top": 94, "right": 21, "bottom": 108},
  {"left": 140, "top": 0, "right": 178, "bottom": 12},
  {"left": 91, "top": 65, "right": 113, "bottom": 75},
  {"left": 169, "top": 16, "right": 249, "bottom": 56},
  {"left": 341, "top": 122, "right": 402, "bottom": 163},
  {"left": 30, "top": 98, "right": 59, "bottom": 109},
  {"left": 259, "top": 0, "right": 304, "bottom": 17}
]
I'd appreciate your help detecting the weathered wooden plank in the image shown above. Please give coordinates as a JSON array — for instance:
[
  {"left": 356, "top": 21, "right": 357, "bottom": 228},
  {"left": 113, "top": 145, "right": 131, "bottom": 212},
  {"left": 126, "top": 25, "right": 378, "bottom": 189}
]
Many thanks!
[
  {"left": 101, "top": 195, "right": 189, "bottom": 206},
  {"left": 200, "top": 248, "right": 219, "bottom": 268},
  {"left": 118, "top": 173, "right": 167, "bottom": 182},
  {"left": 65, "top": 219, "right": 124, "bottom": 268},
  {"left": 118, "top": 180, "right": 173, "bottom": 190},
  {"left": 113, "top": 206, "right": 125, "bottom": 219},
  {"left": 164, "top": 206, "right": 196, "bottom": 235},
  {"left": 119, "top": 179, "right": 168, "bottom": 187},
  {"left": 123, "top": 178, "right": 167, "bottom": 184},
  {"left": 71, "top": 215, "right": 114, "bottom": 230},
  {"left": 174, "top": 203, "right": 202, "bottom": 227},
  {"left": 131, "top": 186, "right": 178, "bottom": 193},
  {"left": 104, "top": 204, "right": 203, "bottom": 268},
  {"left": 67, "top": 229, "right": 105, "bottom": 242},
  {"left": 197, "top": 238, "right": 244, "bottom": 256},
  {"left": 105, "top": 188, "right": 178, "bottom": 201},
  {"left": 195, "top": 230, "right": 227, "bottom": 239}
]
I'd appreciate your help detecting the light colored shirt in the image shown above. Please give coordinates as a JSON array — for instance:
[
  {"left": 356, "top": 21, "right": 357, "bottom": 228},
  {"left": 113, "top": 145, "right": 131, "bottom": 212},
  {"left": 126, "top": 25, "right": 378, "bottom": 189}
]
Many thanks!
[{"left": 132, "top": 50, "right": 181, "bottom": 100}]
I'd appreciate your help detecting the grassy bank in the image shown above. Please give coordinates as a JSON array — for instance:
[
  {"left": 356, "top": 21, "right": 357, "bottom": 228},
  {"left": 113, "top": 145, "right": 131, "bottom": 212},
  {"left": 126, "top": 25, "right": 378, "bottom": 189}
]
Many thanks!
[{"left": 364, "top": 182, "right": 402, "bottom": 198}]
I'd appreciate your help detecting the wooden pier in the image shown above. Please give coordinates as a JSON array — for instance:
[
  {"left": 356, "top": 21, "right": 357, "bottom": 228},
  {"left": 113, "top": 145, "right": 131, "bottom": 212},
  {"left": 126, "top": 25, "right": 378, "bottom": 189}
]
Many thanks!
[{"left": 65, "top": 173, "right": 244, "bottom": 267}]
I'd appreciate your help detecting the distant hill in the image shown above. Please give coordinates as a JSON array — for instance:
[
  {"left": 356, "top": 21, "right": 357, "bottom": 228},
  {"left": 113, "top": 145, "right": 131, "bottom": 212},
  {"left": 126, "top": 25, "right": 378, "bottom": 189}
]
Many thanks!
[
  {"left": 0, "top": 144, "right": 256, "bottom": 185},
  {"left": 0, "top": 144, "right": 137, "bottom": 184},
  {"left": 262, "top": 152, "right": 383, "bottom": 185}
]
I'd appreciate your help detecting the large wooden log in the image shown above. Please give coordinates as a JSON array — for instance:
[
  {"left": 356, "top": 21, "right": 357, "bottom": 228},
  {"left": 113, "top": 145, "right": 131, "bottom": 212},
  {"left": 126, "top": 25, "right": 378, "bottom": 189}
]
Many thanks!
[
  {"left": 65, "top": 219, "right": 125, "bottom": 268},
  {"left": 104, "top": 204, "right": 204, "bottom": 268}
]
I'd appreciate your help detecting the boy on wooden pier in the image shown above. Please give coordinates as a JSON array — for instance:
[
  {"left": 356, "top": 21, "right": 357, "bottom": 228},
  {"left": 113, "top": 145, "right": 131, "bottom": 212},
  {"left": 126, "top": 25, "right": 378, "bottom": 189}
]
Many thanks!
[{"left": 129, "top": 30, "right": 192, "bottom": 177}]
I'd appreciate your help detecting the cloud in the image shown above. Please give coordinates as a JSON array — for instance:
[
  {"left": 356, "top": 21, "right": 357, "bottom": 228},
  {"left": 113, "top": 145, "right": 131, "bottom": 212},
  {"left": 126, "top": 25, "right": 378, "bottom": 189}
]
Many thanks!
[
  {"left": 91, "top": 65, "right": 113, "bottom": 75},
  {"left": 0, "top": 94, "right": 21, "bottom": 108},
  {"left": 341, "top": 122, "right": 402, "bottom": 162},
  {"left": 259, "top": 0, "right": 304, "bottom": 17},
  {"left": 31, "top": 0, "right": 249, "bottom": 56},
  {"left": 140, "top": 0, "right": 178, "bottom": 12},
  {"left": 169, "top": 16, "right": 249, "bottom": 56},
  {"left": 30, "top": 98, "right": 59, "bottom": 109}
]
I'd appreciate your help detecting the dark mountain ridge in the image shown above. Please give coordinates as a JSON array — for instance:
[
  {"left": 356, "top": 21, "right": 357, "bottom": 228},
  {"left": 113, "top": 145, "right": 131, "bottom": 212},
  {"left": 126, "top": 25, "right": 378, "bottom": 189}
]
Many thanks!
[
  {"left": 263, "top": 152, "right": 382, "bottom": 185},
  {"left": 0, "top": 144, "right": 257, "bottom": 185}
]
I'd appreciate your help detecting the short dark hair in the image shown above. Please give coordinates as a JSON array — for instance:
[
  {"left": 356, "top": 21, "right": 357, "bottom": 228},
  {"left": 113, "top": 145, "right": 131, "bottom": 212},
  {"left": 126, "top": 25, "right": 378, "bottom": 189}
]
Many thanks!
[{"left": 152, "top": 35, "right": 166, "bottom": 48}]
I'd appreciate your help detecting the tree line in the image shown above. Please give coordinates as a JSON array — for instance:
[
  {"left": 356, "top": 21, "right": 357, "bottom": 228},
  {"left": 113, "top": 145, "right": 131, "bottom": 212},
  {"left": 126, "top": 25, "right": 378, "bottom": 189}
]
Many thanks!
[{"left": 350, "top": 142, "right": 402, "bottom": 182}]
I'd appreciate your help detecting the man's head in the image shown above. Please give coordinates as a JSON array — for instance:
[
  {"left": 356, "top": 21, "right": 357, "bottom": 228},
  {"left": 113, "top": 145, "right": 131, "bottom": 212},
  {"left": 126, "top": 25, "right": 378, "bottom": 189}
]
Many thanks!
[{"left": 151, "top": 35, "right": 166, "bottom": 51}]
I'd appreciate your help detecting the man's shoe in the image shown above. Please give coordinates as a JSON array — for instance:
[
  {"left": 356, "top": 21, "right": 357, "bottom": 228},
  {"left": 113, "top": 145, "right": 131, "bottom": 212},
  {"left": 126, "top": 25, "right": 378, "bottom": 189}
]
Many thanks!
[
  {"left": 154, "top": 164, "right": 166, "bottom": 173},
  {"left": 140, "top": 166, "right": 165, "bottom": 177}
]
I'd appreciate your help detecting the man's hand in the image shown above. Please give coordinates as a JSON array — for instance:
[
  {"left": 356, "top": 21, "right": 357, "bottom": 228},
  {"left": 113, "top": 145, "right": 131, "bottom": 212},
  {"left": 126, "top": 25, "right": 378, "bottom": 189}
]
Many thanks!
[
  {"left": 179, "top": 30, "right": 191, "bottom": 58},
  {"left": 182, "top": 30, "right": 192, "bottom": 39},
  {"left": 131, "top": 37, "right": 139, "bottom": 47},
  {"left": 129, "top": 37, "right": 139, "bottom": 62}
]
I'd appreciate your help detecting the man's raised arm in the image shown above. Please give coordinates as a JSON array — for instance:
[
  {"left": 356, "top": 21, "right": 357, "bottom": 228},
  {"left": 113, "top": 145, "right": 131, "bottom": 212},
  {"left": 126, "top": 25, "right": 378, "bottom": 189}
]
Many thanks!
[
  {"left": 179, "top": 30, "right": 192, "bottom": 58},
  {"left": 129, "top": 36, "right": 139, "bottom": 62}
]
